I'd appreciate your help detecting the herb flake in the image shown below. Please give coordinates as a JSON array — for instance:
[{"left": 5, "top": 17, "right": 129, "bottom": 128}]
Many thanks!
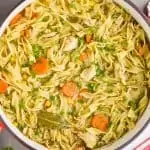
[{"left": 32, "top": 44, "right": 43, "bottom": 58}]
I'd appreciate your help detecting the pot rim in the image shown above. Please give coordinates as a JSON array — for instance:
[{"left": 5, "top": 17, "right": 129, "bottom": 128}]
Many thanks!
[{"left": 0, "top": 0, "right": 150, "bottom": 150}]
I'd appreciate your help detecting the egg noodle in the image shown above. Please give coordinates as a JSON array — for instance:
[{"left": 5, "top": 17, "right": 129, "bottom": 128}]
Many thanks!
[{"left": 0, "top": 0, "right": 150, "bottom": 149}]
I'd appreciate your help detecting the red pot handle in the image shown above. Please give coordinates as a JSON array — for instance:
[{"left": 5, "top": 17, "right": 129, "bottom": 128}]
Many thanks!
[{"left": 0, "top": 121, "right": 5, "bottom": 133}]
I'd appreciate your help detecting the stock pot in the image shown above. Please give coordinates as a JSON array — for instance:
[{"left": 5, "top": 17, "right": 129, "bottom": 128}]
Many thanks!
[{"left": 0, "top": 0, "right": 150, "bottom": 150}]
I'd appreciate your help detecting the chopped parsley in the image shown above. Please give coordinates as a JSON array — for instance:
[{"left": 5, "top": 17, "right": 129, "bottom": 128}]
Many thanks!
[
  {"left": 32, "top": 44, "right": 43, "bottom": 58},
  {"left": 95, "top": 64, "right": 104, "bottom": 76},
  {"left": 70, "top": 3, "right": 76, "bottom": 9},
  {"left": 42, "top": 16, "right": 49, "bottom": 22},
  {"left": 128, "top": 101, "right": 137, "bottom": 110},
  {"left": 104, "top": 44, "right": 115, "bottom": 51},
  {"left": 87, "top": 83, "right": 98, "bottom": 92},
  {"left": 50, "top": 96, "right": 57, "bottom": 101},
  {"left": 78, "top": 37, "right": 85, "bottom": 46}
]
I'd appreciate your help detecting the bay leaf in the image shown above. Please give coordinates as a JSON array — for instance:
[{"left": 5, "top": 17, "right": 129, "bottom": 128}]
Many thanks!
[{"left": 37, "top": 111, "right": 68, "bottom": 129}]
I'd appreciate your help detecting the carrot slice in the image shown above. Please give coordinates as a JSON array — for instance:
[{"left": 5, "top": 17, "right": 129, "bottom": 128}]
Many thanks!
[
  {"left": 91, "top": 114, "right": 109, "bottom": 131},
  {"left": 32, "top": 57, "right": 49, "bottom": 75},
  {"left": 10, "top": 13, "right": 22, "bottom": 25},
  {"left": 79, "top": 52, "right": 89, "bottom": 62},
  {"left": 0, "top": 80, "right": 8, "bottom": 93},
  {"left": 85, "top": 34, "right": 93, "bottom": 43},
  {"left": 80, "top": 50, "right": 91, "bottom": 62},
  {"left": 62, "top": 81, "right": 78, "bottom": 97}
]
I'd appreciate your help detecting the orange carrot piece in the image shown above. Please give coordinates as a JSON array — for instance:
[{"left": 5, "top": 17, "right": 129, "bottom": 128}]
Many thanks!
[
  {"left": 79, "top": 52, "right": 89, "bottom": 62},
  {"left": 79, "top": 50, "right": 91, "bottom": 62},
  {"left": 62, "top": 81, "right": 78, "bottom": 97},
  {"left": 91, "top": 114, "right": 109, "bottom": 131},
  {"left": 85, "top": 34, "right": 93, "bottom": 43},
  {"left": 32, "top": 57, "right": 49, "bottom": 75},
  {"left": 0, "top": 80, "right": 8, "bottom": 93},
  {"left": 10, "top": 13, "right": 22, "bottom": 25}
]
